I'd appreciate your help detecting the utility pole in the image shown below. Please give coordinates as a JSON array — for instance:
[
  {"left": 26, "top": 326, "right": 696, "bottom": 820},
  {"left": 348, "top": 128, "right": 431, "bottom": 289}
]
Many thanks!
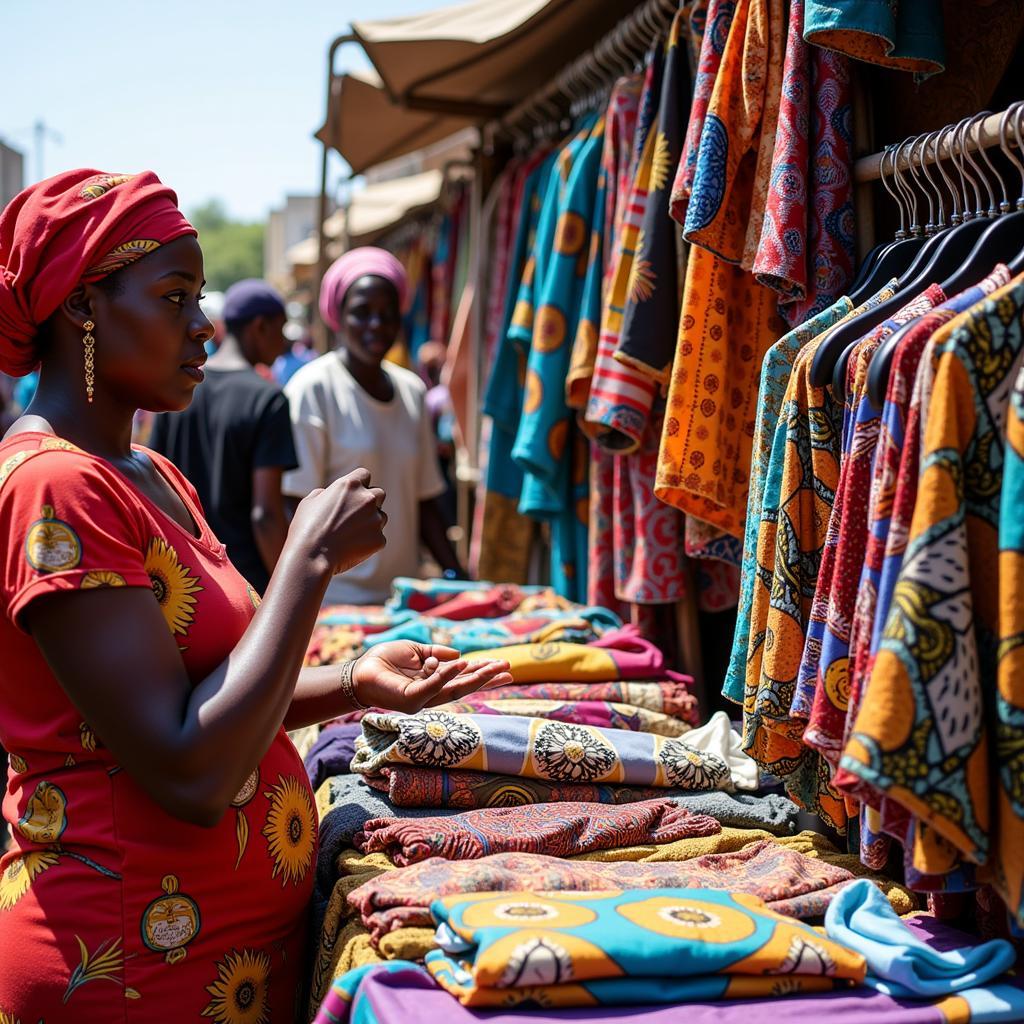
[{"left": 30, "top": 120, "right": 62, "bottom": 182}]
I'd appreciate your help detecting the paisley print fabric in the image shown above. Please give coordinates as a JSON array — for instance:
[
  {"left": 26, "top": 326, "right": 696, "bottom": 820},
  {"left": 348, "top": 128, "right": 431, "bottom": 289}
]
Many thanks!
[
  {"left": 753, "top": 0, "right": 855, "bottom": 323},
  {"left": 839, "top": 274, "right": 1024, "bottom": 890},
  {"left": 0, "top": 435, "right": 314, "bottom": 1021},
  {"left": 353, "top": 799, "right": 720, "bottom": 866},
  {"left": 351, "top": 711, "right": 740, "bottom": 792},
  {"left": 424, "top": 887, "right": 866, "bottom": 1007}
]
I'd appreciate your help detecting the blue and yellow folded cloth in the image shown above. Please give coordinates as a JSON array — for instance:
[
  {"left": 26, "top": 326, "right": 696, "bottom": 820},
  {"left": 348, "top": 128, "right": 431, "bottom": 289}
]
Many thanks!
[{"left": 424, "top": 887, "right": 866, "bottom": 1007}]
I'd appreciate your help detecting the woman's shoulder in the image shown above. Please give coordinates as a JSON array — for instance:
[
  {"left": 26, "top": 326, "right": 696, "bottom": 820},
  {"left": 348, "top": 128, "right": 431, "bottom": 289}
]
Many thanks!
[{"left": 382, "top": 360, "right": 428, "bottom": 399}]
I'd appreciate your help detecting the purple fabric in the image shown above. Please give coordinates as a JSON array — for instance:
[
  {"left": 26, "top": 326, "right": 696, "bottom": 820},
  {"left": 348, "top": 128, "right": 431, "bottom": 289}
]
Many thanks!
[
  {"left": 304, "top": 722, "right": 363, "bottom": 790},
  {"left": 314, "top": 917, "right": 1024, "bottom": 1023}
]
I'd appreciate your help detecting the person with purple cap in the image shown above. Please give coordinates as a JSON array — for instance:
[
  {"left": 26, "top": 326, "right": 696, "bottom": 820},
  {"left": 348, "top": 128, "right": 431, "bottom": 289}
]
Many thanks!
[
  {"left": 285, "top": 247, "right": 464, "bottom": 604},
  {"left": 150, "top": 277, "right": 296, "bottom": 594}
]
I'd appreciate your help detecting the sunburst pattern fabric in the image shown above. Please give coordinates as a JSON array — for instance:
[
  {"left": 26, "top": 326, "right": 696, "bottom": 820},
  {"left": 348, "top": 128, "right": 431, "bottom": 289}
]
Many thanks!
[
  {"left": 424, "top": 887, "right": 865, "bottom": 1007},
  {"left": 0, "top": 433, "right": 316, "bottom": 1020}
]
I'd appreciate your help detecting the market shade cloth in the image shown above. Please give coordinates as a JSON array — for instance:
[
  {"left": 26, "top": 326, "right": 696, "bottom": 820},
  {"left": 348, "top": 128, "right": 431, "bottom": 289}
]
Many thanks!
[
  {"left": 345, "top": 170, "right": 446, "bottom": 245},
  {"left": 316, "top": 68, "right": 474, "bottom": 175},
  {"left": 351, "top": 0, "right": 644, "bottom": 111}
]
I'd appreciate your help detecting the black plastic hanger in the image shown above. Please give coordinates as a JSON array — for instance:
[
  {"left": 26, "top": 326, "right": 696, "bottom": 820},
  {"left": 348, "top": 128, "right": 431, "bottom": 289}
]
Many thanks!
[{"left": 813, "top": 116, "right": 997, "bottom": 389}]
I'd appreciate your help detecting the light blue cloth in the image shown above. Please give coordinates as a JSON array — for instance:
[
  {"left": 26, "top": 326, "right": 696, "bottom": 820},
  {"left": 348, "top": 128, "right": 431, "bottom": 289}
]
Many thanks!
[{"left": 825, "top": 879, "right": 1017, "bottom": 998}]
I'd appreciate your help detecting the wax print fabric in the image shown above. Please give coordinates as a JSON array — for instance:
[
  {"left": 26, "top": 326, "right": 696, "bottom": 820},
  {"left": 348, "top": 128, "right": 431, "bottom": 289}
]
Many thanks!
[
  {"left": 467, "top": 626, "right": 692, "bottom": 685},
  {"left": 353, "top": 799, "right": 720, "bottom": 866},
  {"left": 583, "top": 49, "right": 663, "bottom": 450},
  {"left": 511, "top": 116, "right": 604, "bottom": 600},
  {"left": 424, "top": 887, "right": 866, "bottom": 1008},
  {"left": 996, "top": 363, "right": 1024, "bottom": 926},
  {"left": 435, "top": 698, "right": 693, "bottom": 737},
  {"left": 724, "top": 295, "right": 854, "bottom": 704},
  {"left": 753, "top": 0, "right": 855, "bottom": 322},
  {"left": 803, "top": 0, "right": 945, "bottom": 76},
  {"left": 350, "top": 840, "right": 890, "bottom": 944},
  {"left": 839, "top": 275, "right": 1024, "bottom": 909},
  {"left": 351, "top": 711, "right": 740, "bottom": 792},
  {"left": 657, "top": 0, "right": 787, "bottom": 538},
  {"left": 739, "top": 281, "right": 897, "bottom": 822},
  {"left": 826, "top": 880, "right": 1017, "bottom": 998},
  {"left": 0, "top": 437, "right": 315, "bottom": 1022},
  {"left": 478, "top": 149, "right": 554, "bottom": 585},
  {"left": 842, "top": 267, "right": 1012, "bottom": 774},
  {"left": 800, "top": 286, "right": 945, "bottom": 768},
  {"left": 315, "top": 947, "right": 1024, "bottom": 1024}
]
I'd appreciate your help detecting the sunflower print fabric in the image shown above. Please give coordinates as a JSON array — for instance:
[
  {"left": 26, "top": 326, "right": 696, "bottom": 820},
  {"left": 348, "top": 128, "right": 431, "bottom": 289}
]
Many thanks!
[
  {"left": 351, "top": 710, "right": 743, "bottom": 792},
  {"left": 423, "top": 887, "right": 865, "bottom": 1008},
  {"left": 838, "top": 275, "right": 1024, "bottom": 894},
  {"left": 0, "top": 436, "right": 315, "bottom": 1020}
]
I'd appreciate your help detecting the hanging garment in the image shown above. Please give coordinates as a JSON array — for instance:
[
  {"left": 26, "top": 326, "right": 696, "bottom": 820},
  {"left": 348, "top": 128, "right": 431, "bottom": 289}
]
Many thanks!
[
  {"left": 657, "top": 0, "right": 787, "bottom": 538},
  {"left": 838, "top": 275, "right": 1024, "bottom": 905},
  {"left": 753, "top": 0, "right": 856, "bottom": 322},
  {"left": 353, "top": 799, "right": 719, "bottom": 866},
  {"left": 842, "top": 267, "right": 1012, "bottom": 769},
  {"left": 350, "top": 711, "right": 743, "bottom": 792},
  {"left": 351, "top": 841, "right": 884, "bottom": 945},
  {"left": 741, "top": 280, "right": 897, "bottom": 826},
  {"left": 799, "top": 285, "right": 946, "bottom": 767},
  {"left": 512, "top": 116, "right": 605, "bottom": 600},
  {"left": 996, "top": 362, "right": 1024, "bottom": 926},
  {"left": 723, "top": 295, "right": 856, "bottom": 706},
  {"left": 424, "top": 888, "right": 866, "bottom": 1008},
  {"left": 803, "top": 0, "right": 945, "bottom": 77},
  {"left": 615, "top": 8, "right": 694, "bottom": 385},
  {"left": 477, "top": 149, "right": 554, "bottom": 584}
]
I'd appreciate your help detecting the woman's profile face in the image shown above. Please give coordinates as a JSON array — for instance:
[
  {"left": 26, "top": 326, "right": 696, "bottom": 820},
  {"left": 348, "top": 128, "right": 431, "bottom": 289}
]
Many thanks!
[
  {"left": 86, "top": 235, "right": 214, "bottom": 412},
  {"left": 337, "top": 275, "right": 401, "bottom": 368}
]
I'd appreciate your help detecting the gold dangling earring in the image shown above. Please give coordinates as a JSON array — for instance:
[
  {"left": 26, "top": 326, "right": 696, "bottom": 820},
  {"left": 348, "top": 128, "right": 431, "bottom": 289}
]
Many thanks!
[{"left": 83, "top": 320, "right": 96, "bottom": 403}]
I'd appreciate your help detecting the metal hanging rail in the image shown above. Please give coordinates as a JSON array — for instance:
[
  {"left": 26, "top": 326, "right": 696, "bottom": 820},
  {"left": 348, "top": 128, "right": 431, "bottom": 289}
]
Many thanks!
[{"left": 491, "top": 0, "right": 679, "bottom": 141}]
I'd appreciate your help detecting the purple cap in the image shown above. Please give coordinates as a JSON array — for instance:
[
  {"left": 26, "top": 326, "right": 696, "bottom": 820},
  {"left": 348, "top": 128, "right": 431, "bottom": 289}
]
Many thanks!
[{"left": 222, "top": 279, "right": 286, "bottom": 323}]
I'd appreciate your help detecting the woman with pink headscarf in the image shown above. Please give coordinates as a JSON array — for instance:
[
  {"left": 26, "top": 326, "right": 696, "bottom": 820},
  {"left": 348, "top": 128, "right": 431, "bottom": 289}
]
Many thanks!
[{"left": 284, "top": 247, "right": 464, "bottom": 604}]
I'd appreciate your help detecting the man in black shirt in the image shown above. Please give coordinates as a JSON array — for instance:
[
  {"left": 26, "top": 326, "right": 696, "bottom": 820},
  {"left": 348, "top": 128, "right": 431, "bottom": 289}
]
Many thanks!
[{"left": 151, "top": 279, "right": 297, "bottom": 594}]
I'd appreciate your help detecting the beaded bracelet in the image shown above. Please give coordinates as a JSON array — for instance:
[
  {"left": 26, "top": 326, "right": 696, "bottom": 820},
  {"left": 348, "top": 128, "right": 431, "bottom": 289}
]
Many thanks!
[{"left": 339, "top": 655, "right": 367, "bottom": 709}]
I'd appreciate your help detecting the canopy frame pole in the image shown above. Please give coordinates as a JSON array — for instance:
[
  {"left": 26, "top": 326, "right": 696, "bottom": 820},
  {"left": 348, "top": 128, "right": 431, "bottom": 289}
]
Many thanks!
[{"left": 316, "top": 33, "right": 358, "bottom": 353}]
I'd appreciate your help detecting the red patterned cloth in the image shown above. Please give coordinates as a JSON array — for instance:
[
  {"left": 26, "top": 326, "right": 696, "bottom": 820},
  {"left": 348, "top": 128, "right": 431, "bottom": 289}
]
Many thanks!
[
  {"left": 752, "top": 0, "right": 855, "bottom": 322},
  {"left": 348, "top": 841, "right": 876, "bottom": 943},
  {"left": 353, "top": 799, "right": 718, "bottom": 866}
]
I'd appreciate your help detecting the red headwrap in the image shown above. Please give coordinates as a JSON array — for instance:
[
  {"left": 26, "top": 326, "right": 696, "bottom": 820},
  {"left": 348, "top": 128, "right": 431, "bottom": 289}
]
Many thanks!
[{"left": 0, "top": 168, "right": 196, "bottom": 376}]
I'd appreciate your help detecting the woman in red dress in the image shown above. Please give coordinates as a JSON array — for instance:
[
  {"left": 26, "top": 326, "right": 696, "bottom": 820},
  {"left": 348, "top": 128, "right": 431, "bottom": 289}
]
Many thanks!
[{"left": 0, "top": 169, "right": 511, "bottom": 1022}]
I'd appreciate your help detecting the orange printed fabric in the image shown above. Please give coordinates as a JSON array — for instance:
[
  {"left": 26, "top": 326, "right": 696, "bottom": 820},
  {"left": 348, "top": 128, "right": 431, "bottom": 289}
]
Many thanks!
[{"left": 656, "top": 0, "right": 786, "bottom": 539}]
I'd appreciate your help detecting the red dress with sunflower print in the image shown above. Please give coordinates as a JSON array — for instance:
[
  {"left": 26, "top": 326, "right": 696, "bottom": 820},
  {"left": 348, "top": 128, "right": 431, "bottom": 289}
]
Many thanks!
[{"left": 0, "top": 433, "right": 318, "bottom": 1023}]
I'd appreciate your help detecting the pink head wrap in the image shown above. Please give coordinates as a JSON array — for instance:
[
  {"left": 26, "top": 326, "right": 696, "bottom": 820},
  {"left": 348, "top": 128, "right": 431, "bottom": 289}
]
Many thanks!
[
  {"left": 0, "top": 168, "right": 195, "bottom": 376},
  {"left": 318, "top": 246, "right": 408, "bottom": 333}
]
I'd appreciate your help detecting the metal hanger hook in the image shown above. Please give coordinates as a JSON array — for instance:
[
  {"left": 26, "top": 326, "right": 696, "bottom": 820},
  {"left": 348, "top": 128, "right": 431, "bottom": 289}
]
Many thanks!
[
  {"left": 1000, "top": 101, "right": 1024, "bottom": 211},
  {"left": 932, "top": 122, "right": 962, "bottom": 225},
  {"left": 880, "top": 145, "right": 908, "bottom": 238}
]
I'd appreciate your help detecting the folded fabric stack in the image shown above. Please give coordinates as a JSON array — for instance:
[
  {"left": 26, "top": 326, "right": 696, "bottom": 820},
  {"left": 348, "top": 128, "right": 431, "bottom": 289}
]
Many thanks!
[{"left": 314, "top": 880, "right": 1024, "bottom": 1023}]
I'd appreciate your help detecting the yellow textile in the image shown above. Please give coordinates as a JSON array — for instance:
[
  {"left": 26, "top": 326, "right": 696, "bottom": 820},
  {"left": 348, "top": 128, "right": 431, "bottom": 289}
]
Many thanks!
[
  {"left": 378, "top": 927, "right": 437, "bottom": 961},
  {"left": 466, "top": 639, "right": 620, "bottom": 683}
]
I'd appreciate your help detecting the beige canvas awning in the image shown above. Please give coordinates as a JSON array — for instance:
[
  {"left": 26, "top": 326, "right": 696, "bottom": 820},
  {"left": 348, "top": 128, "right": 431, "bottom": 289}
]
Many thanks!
[
  {"left": 344, "top": 168, "right": 446, "bottom": 243},
  {"left": 351, "top": 0, "right": 641, "bottom": 116},
  {"left": 316, "top": 67, "right": 474, "bottom": 175}
]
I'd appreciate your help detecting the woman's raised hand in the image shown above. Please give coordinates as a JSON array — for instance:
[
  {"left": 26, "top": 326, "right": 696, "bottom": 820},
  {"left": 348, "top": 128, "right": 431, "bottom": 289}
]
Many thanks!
[
  {"left": 289, "top": 468, "right": 387, "bottom": 576},
  {"left": 352, "top": 641, "right": 513, "bottom": 714}
]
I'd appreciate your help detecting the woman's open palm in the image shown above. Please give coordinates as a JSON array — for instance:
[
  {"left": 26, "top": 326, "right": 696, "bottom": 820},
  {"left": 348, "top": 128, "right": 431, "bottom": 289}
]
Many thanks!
[{"left": 352, "top": 641, "right": 512, "bottom": 714}]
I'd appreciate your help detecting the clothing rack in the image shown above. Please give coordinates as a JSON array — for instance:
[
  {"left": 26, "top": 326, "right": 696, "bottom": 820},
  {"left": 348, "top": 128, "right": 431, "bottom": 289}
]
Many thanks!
[{"left": 488, "top": 0, "right": 679, "bottom": 144}]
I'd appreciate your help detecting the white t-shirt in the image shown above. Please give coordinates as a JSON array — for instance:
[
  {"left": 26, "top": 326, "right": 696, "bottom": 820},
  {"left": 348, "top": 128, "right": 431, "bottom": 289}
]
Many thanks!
[{"left": 283, "top": 353, "right": 446, "bottom": 605}]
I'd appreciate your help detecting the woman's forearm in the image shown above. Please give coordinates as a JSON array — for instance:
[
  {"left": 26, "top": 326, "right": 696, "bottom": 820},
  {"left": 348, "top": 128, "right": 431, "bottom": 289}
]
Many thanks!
[{"left": 284, "top": 663, "right": 361, "bottom": 730}]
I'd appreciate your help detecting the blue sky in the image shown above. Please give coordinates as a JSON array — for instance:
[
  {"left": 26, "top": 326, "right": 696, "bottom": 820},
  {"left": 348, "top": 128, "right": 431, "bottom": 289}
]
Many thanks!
[{"left": 2, "top": 0, "right": 440, "bottom": 220}]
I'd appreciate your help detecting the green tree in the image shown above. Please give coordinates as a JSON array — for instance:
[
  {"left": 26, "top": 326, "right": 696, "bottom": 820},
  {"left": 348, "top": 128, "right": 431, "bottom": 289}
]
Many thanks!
[{"left": 188, "top": 199, "right": 264, "bottom": 292}]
